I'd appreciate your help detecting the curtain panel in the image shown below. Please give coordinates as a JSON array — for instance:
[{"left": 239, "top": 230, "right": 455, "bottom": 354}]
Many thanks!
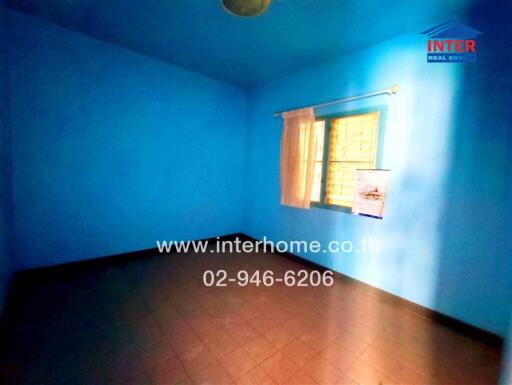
[{"left": 280, "top": 107, "right": 317, "bottom": 209}]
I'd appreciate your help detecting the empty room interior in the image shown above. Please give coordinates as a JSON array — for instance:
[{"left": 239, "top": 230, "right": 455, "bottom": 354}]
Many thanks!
[{"left": 0, "top": 0, "right": 511, "bottom": 384}]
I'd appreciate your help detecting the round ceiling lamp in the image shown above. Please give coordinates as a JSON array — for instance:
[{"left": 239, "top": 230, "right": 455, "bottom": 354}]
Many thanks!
[{"left": 221, "top": 0, "right": 271, "bottom": 17}]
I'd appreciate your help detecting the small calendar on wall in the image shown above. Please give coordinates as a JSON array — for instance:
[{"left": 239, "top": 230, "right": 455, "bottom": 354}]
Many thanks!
[{"left": 351, "top": 169, "right": 390, "bottom": 219}]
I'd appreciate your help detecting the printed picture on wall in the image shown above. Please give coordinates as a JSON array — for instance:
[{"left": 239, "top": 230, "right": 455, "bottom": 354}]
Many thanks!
[{"left": 352, "top": 169, "right": 390, "bottom": 219}]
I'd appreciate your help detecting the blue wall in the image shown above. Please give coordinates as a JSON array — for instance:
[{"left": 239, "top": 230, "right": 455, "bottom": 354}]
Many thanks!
[
  {"left": 242, "top": 8, "right": 511, "bottom": 336},
  {"left": 7, "top": 11, "right": 247, "bottom": 270},
  {"left": 435, "top": 0, "right": 512, "bottom": 341},
  {"left": 0, "top": 1, "right": 14, "bottom": 317}
]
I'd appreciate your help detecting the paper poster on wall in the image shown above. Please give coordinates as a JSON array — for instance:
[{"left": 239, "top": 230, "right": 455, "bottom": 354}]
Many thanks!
[{"left": 352, "top": 169, "right": 390, "bottom": 219}]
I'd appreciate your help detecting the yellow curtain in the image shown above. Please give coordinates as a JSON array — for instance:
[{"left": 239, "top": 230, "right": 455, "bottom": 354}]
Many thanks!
[{"left": 280, "top": 108, "right": 317, "bottom": 209}]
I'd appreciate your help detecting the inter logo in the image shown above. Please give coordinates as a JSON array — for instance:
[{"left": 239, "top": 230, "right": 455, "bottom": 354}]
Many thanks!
[{"left": 421, "top": 21, "right": 482, "bottom": 63}]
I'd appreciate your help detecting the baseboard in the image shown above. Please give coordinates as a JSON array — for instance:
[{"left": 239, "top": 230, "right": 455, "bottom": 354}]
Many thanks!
[
  {"left": 239, "top": 233, "right": 503, "bottom": 348},
  {"left": 10, "top": 232, "right": 503, "bottom": 348},
  {"left": 15, "top": 232, "right": 245, "bottom": 278},
  {"left": 0, "top": 272, "right": 12, "bottom": 321}
]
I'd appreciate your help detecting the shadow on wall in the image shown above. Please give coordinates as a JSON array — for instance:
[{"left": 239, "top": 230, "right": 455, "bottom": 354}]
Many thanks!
[
  {"left": 432, "top": 1, "right": 512, "bottom": 383},
  {"left": 0, "top": 1, "right": 14, "bottom": 318}
]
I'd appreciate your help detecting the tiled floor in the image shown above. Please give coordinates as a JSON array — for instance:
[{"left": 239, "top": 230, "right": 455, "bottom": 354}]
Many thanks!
[{"left": 0, "top": 239, "right": 503, "bottom": 385}]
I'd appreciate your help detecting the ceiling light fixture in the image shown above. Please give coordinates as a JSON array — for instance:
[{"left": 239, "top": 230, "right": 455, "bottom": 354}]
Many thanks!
[{"left": 221, "top": 0, "right": 271, "bottom": 17}]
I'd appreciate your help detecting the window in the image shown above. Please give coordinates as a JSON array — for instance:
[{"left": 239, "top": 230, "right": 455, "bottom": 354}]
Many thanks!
[
  {"left": 311, "top": 120, "right": 326, "bottom": 202},
  {"left": 311, "top": 109, "right": 383, "bottom": 209}
]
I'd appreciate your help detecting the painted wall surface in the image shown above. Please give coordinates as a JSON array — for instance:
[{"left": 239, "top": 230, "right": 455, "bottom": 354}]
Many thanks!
[
  {"left": 0, "top": 2, "right": 14, "bottom": 316},
  {"left": 242, "top": 8, "right": 512, "bottom": 336},
  {"left": 8, "top": 11, "right": 247, "bottom": 270}
]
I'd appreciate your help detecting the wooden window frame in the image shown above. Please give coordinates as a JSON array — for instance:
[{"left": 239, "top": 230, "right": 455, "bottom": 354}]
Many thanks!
[{"left": 311, "top": 106, "right": 387, "bottom": 213}]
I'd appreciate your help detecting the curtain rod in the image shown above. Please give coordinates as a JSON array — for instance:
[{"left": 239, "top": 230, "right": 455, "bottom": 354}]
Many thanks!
[{"left": 273, "top": 85, "right": 399, "bottom": 117}]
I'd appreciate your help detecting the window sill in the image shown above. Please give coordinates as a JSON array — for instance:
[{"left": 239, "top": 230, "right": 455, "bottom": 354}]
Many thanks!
[{"left": 310, "top": 202, "right": 352, "bottom": 214}]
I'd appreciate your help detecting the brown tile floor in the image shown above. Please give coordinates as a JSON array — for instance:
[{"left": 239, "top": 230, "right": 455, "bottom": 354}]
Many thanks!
[{"left": 0, "top": 241, "right": 504, "bottom": 385}]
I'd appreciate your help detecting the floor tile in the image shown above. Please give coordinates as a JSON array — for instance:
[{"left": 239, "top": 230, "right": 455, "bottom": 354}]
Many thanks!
[
  {"left": 247, "top": 315, "right": 279, "bottom": 334},
  {"left": 243, "top": 337, "right": 278, "bottom": 364},
  {"left": 389, "top": 361, "right": 435, "bottom": 385},
  {"left": 359, "top": 345, "right": 398, "bottom": 376},
  {"left": 179, "top": 344, "right": 217, "bottom": 373},
  {"left": 283, "top": 370, "right": 317, "bottom": 385},
  {"left": 189, "top": 362, "right": 233, "bottom": 385},
  {"left": 138, "top": 344, "right": 176, "bottom": 372},
  {"left": 218, "top": 347, "right": 257, "bottom": 379},
  {"left": 261, "top": 352, "right": 300, "bottom": 384},
  {"left": 281, "top": 340, "right": 317, "bottom": 367},
  {"left": 264, "top": 326, "right": 295, "bottom": 349},
  {"left": 332, "top": 373, "right": 359, "bottom": 385},
  {"left": 146, "top": 359, "right": 189, "bottom": 385},
  {"left": 235, "top": 366, "right": 276, "bottom": 385},
  {"left": 346, "top": 359, "right": 396, "bottom": 385},
  {"left": 371, "top": 333, "right": 406, "bottom": 357},
  {"left": 204, "top": 331, "right": 240, "bottom": 359},
  {"left": 321, "top": 342, "right": 357, "bottom": 371},
  {"left": 225, "top": 323, "right": 260, "bottom": 345},
  {"left": 300, "top": 328, "right": 336, "bottom": 352},
  {"left": 302, "top": 356, "right": 344, "bottom": 385},
  {"left": 168, "top": 329, "right": 203, "bottom": 355},
  {"left": 335, "top": 330, "right": 368, "bottom": 357}
]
